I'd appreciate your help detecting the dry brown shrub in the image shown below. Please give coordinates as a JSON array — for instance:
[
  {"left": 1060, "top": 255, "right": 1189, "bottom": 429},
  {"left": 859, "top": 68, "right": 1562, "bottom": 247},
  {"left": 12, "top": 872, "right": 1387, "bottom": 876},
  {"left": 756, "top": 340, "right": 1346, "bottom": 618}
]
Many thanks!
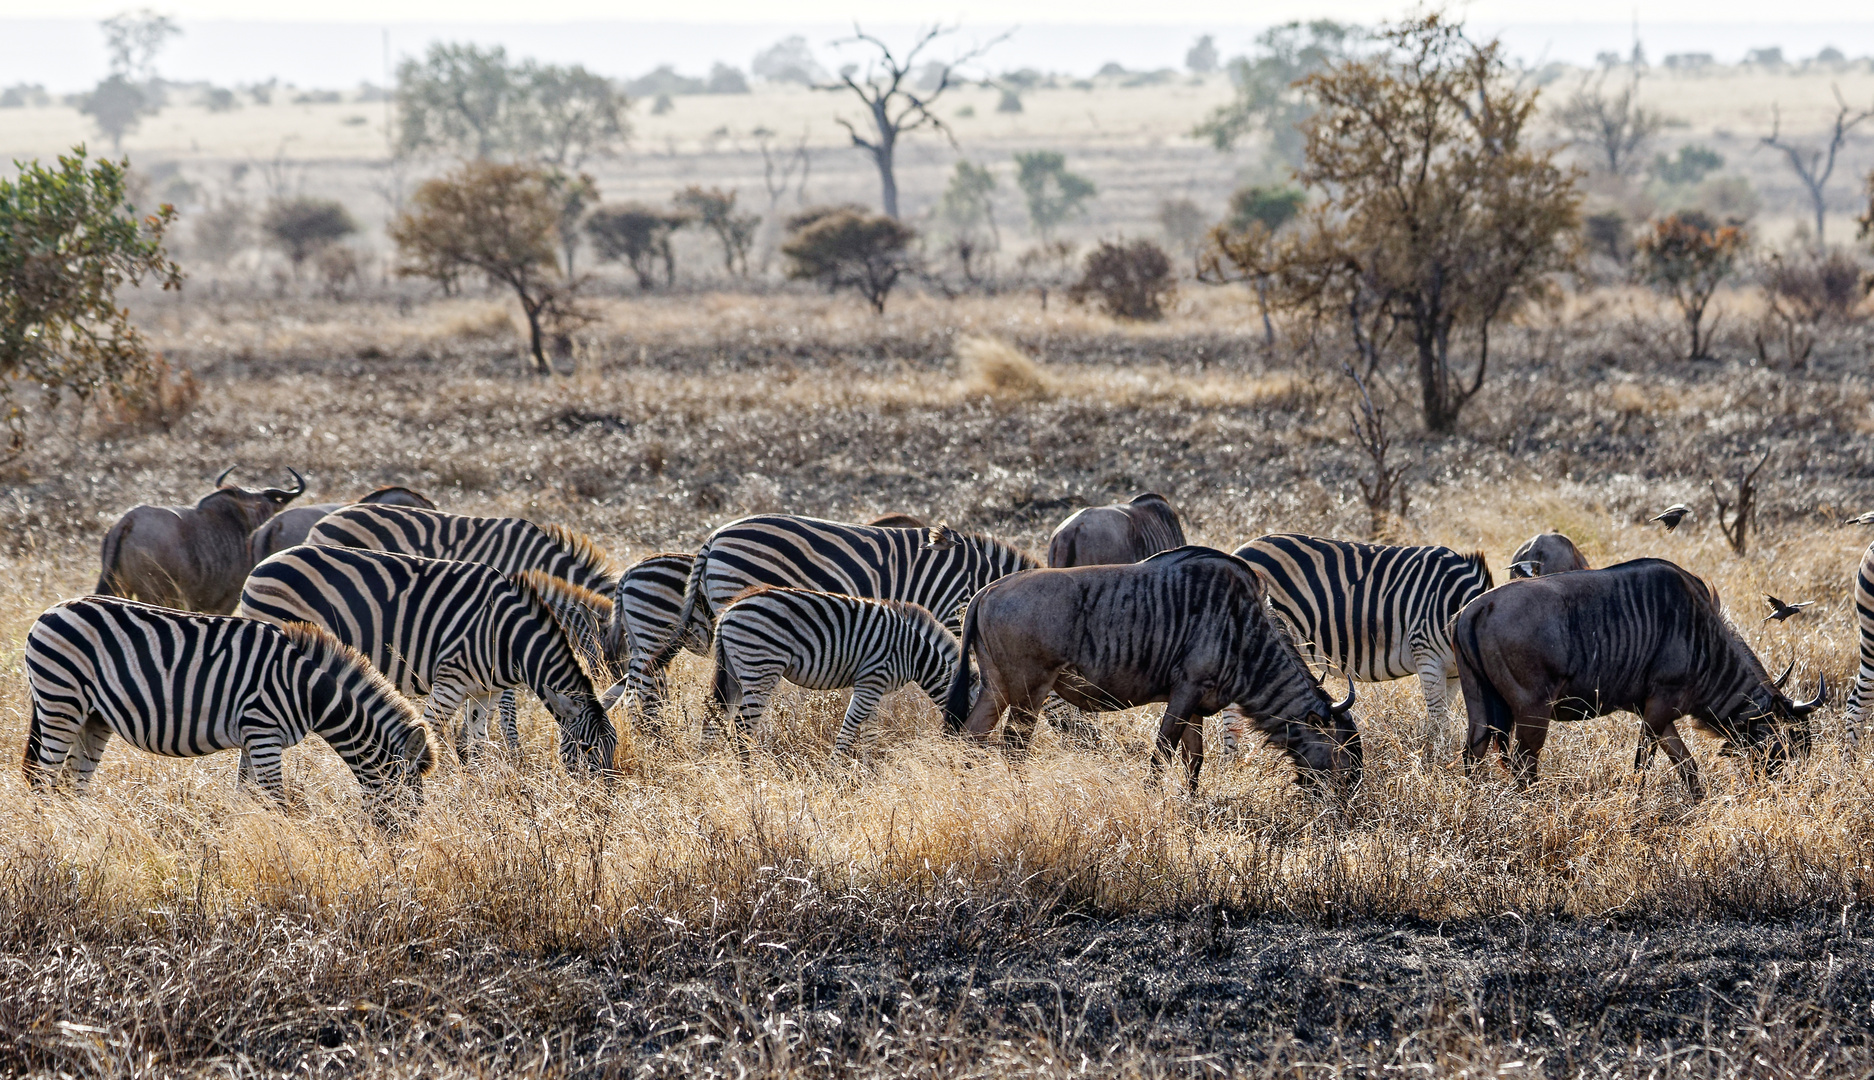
[
  {"left": 442, "top": 305, "right": 518, "bottom": 342},
  {"left": 955, "top": 335, "right": 1055, "bottom": 401},
  {"left": 97, "top": 352, "right": 200, "bottom": 434}
]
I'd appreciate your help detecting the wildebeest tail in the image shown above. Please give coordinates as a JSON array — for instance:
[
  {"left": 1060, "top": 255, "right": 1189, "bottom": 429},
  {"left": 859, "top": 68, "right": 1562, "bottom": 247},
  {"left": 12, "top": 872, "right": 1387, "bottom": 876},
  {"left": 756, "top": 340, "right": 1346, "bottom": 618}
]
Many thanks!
[
  {"left": 94, "top": 518, "right": 129, "bottom": 597},
  {"left": 1453, "top": 605, "right": 1512, "bottom": 758},
  {"left": 650, "top": 548, "right": 712, "bottom": 673},
  {"left": 941, "top": 592, "right": 982, "bottom": 733}
]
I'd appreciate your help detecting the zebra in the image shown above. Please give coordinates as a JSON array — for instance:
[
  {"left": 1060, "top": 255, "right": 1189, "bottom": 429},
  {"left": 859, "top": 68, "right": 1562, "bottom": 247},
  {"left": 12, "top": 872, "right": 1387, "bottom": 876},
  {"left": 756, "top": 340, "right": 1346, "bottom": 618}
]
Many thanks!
[
  {"left": 238, "top": 545, "right": 616, "bottom": 774},
  {"left": 711, "top": 586, "right": 963, "bottom": 758},
  {"left": 1845, "top": 540, "right": 1874, "bottom": 745},
  {"left": 1231, "top": 534, "right": 1494, "bottom": 737},
  {"left": 598, "top": 552, "right": 708, "bottom": 724},
  {"left": 649, "top": 515, "right": 1041, "bottom": 731},
  {"left": 306, "top": 504, "right": 620, "bottom": 731},
  {"left": 24, "top": 596, "right": 433, "bottom": 806}
]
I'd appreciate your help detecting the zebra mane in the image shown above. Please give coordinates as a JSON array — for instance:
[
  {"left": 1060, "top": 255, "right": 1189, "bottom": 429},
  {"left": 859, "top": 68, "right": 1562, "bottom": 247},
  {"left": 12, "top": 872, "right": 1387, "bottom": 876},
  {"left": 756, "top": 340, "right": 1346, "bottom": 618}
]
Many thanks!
[
  {"left": 1462, "top": 550, "right": 1494, "bottom": 590},
  {"left": 277, "top": 621, "right": 427, "bottom": 731},
  {"left": 543, "top": 523, "right": 620, "bottom": 583},
  {"left": 514, "top": 568, "right": 614, "bottom": 619}
]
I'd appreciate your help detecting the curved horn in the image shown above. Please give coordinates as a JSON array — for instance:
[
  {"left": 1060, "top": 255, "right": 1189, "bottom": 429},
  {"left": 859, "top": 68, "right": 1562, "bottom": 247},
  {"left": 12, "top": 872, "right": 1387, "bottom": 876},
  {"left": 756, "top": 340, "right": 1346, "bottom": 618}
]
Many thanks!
[
  {"left": 285, "top": 467, "right": 305, "bottom": 495},
  {"left": 1774, "top": 661, "right": 1794, "bottom": 690},
  {"left": 215, "top": 465, "right": 237, "bottom": 487},
  {"left": 1331, "top": 685, "right": 1357, "bottom": 713},
  {"left": 1791, "top": 672, "right": 1827, "bottom": 716}
]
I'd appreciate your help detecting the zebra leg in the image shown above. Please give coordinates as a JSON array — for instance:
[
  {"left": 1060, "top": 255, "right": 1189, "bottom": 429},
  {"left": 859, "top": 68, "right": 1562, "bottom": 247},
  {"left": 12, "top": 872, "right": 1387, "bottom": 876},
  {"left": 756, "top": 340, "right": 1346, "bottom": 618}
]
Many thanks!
[
  {"left": 1042, "top": 691, "right": 1102, "bottom": 750},
  {"left": 498, "top": 689, "right": 520, "bottom": 748},
  {"left": 834, "top": 675, "right": 894, "bottom": 760},
  {"left": 64, "top": 716, "right": 115, "bottom": 792},
  {"left": 421, "top": 679, "right": 475, "bottom": 762},
  {"left": 23, "top": 698, "right": 87, "bottom": 789},
  {"left": 1847, "top": 666, "right": 1872, "bottom": 751},
  {"left": 239, "top": 725, "right": 290, "bottom": 803},
  {"left": 726, "top": 669, "right": 780, "bottom": 759},
  {"left": 1414, "top": 655, "right": 1452, "bottom": 748}
]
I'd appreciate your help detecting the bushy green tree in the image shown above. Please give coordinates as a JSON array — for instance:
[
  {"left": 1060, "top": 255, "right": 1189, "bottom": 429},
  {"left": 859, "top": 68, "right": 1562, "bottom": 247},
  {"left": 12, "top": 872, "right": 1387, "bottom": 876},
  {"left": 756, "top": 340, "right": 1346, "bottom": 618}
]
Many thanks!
[
  {"left": 1226, "top": 185, "right": 1305, "bottom": 233},
  {"left": 1013, "top": 151, "right": 1095, "bottom": 241},
  {"left": 78, "top": 75, "right": 150, "bottom": 153},
  {"left": 396, "top": 43, "right": 628, "bottom": 167},
  {"left": 935, "top": 161, "right": 999, "bottom": 280},
  {"left": 782, "top": 207, "right": 916, "bottom": 313},
  {"left": 1193, "top": 20, "right": 1357, "bottom": 163},
  {"left": 0, "top": 148, "right": 182, "bottom": 453}
]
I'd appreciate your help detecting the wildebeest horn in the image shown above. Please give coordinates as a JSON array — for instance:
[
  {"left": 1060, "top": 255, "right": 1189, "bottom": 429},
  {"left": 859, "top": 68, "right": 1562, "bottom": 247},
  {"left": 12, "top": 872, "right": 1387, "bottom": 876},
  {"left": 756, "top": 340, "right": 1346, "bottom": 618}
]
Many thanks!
[
  {"left": 285, "top": 468, "right": 305, "bottom": 495},
  {"left": 1774, "top": 661, "right": 1794, "bottom": 689},
  {"left": 215, "top": 465, "right": 237, "bottom": 487},
  {"left": 1331, "top": 685, "right": 1357, "bottom": 713},
  {"left": 1791, "top": 673, "right": 1826, "bottom": 716}
]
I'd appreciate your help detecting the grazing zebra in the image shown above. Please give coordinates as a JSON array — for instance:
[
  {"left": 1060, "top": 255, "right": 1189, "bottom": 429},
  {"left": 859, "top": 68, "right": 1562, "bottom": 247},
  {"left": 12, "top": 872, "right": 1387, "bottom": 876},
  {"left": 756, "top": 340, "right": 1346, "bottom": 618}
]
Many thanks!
[
  {"left": 24, "top": 596, "right": 433, "bottom": 805},
  {"left": 1232, "top": 534, "right": 1494, "bottom": 731},
  {"left": 599, "top": 553, "right": 708, "bottom": 722},
  {"left": 238, "top": 546, "right": 616, "bottom": 774},
  {"left": 711, "top": 587, "right": 962, "bottom": 758},
  {"left": 1845, "top": 541, "right": 1874, "bottom": 744},
  {"left": 307, "top": 504, "right": 620, "bottom": 729}
]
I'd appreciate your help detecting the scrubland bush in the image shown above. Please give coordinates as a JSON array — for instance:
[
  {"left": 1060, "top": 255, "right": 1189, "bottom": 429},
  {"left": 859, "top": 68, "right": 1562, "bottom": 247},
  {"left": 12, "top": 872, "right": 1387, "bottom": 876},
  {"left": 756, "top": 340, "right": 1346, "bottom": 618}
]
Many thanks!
[
  {"left": 260, "top": 196, "right": 357, "bottom": 277},
  {"left": 585, "top": 202, "right": 687, "bottom": 289},
  {"left": 1067, "top": 238, "right": 1176, "bottom": 320},
  {"left": 673, "top": 185, "right": 758, "bottom": 277},
  {"left": 1635, "top": 210, "right": 1747, "bottom": 361},
  {"left": 781, "top": 207, "right": 916, "bottom": 314}
]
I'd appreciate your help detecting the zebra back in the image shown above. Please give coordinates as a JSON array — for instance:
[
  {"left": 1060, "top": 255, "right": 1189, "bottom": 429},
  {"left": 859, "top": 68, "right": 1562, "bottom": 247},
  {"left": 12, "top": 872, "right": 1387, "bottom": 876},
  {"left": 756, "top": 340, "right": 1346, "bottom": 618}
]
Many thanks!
[
  {"left": 676, "top": 515, "right": 1036, "bottom": 651},
  {"left": 609, "top": 552, "right": 703, "bottom": 664},
  {"left": 23, "top": 597, "right": 429, "bottom": 794},
  {"left": 715, "top": 586, "right": 960, "bottom": 700},
  {"left": 1233, "top": 534, "right": 1494, "bottom": 682},
  {"left": 307, "top": 505, "right": 619, "bottom": 596}
]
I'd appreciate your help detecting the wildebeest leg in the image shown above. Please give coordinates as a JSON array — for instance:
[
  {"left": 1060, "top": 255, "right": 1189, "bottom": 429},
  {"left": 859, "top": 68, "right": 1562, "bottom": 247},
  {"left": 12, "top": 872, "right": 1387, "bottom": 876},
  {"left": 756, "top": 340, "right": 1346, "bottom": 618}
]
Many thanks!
[
  {"left": 1151, "top": 685, "right": 1207, "bottom": 792},
  {"left": 1508, "top": 716, "right": 1550, "bottom": 788},
  {"left": 1640, "top": 702, "right": 1703, "bottom": 799}
]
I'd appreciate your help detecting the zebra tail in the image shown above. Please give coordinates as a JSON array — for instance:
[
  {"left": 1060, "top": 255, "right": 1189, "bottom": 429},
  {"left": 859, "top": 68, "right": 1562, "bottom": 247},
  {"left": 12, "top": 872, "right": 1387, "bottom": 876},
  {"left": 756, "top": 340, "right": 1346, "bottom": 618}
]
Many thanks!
[
  {"left": 941, "top": 594, "right": 982, "bottom": 733},
  {"left": 1454, "top": 607, "right": 1513, "bottom": 760},
  {"left": 95, "top": 519, "right": 129, "bottom": 597},
  {"left": 651, "top": 548, "right": 712, "bottom": 675},
  {"left": 711, "top": 631, "right": 740, "bottom": 712}
]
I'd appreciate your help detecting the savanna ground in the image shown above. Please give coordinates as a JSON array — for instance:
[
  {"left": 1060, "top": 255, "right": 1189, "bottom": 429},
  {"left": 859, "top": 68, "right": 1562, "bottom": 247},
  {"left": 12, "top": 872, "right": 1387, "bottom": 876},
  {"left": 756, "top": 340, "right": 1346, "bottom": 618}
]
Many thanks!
[{"left": 4, "top": 279, "right": 1874, "bottom": 1077}]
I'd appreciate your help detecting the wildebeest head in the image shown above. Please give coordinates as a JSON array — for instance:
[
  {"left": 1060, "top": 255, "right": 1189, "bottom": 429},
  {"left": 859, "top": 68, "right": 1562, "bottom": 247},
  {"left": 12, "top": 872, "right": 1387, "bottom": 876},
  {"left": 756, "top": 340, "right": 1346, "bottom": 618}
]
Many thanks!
[
  {"left": 1507, "top": 532, "right": 1591, "bottom": 579},
  {"left": 206, "top": 466, "right": 307, "bottom": 527},
  {"left": 1703, "top": 658, "right": 1825, "bottom": 768}
]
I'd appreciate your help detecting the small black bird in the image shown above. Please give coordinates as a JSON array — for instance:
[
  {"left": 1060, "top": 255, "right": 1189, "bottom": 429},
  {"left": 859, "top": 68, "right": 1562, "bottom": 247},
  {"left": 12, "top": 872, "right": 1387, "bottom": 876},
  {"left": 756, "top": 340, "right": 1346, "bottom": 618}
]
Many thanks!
[
  {"left": 1652, "top": 504, "right": 1693, "bottom": 532},
  {"left": 1763, "top": 594, "right": 1815, "bottom": 623},
  {"left": 1847, "top": 511, "right": 1874, "bottom": 526}
]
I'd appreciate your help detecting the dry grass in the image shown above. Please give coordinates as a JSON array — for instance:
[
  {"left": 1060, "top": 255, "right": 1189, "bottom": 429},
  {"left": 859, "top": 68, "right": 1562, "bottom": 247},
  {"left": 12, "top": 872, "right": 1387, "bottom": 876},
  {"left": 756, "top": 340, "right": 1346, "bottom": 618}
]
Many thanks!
[{"left": 5, "top": 289, "right": 1874, "bottom": 1075}]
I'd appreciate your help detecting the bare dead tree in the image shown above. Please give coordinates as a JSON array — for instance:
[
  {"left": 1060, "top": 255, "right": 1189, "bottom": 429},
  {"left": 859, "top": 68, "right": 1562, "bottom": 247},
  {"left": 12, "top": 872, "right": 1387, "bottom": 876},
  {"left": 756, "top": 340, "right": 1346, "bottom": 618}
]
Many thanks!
[
  {"left": 1762, "top": 88, "right": 1874, "bottom": 247},
  {"left": 1709, "top": 448, "right": 1771, "bottom": 556},
  {"left": 757, "top": 128, "right": 811, "bottom": 273},
  {"left": 822, "top": 24, "right": 1008, "bottom": 218},
  {"left": 1554, "top": 69, "right": 1670, "bottom": 176},
  {"left": 1345, "top": 362, "right": 1409, "bottom": 539}
]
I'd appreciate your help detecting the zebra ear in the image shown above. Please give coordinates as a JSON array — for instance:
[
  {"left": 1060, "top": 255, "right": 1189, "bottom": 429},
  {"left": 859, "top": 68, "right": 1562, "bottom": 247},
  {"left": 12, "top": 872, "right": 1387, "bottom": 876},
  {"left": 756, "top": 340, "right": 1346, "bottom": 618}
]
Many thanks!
[{"left": 923, "top": 525, "right": 961, "bottom": 550}]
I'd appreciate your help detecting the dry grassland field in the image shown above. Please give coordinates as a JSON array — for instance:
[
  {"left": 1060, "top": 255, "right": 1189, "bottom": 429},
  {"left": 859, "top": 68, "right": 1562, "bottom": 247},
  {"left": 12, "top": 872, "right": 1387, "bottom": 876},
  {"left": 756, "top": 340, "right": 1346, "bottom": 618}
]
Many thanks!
[{"left": 2, "top": 272, "right": 1874, "bottom": 1077}]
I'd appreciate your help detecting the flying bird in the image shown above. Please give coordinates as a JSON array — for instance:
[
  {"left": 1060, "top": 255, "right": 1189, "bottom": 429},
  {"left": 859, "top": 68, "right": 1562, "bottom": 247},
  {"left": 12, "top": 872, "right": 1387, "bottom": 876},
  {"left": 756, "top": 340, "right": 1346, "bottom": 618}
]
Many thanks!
[
  {"left": 1652, "top": 504, "right": 1693, "bottom": 532},
  {"left": 1763, "top": 594, "right": 1815, "bottom": 623},
  {"left": 1847, "top": 511, "right": 1874, "bottom": 526}
]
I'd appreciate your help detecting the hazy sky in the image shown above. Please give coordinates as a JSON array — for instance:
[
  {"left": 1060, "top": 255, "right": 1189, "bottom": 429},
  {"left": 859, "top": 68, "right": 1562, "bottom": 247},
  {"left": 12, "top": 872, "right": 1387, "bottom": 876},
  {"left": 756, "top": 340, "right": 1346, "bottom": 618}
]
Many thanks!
[{"left": 7, "top": 0, "right": 1874, "bottom": 21}]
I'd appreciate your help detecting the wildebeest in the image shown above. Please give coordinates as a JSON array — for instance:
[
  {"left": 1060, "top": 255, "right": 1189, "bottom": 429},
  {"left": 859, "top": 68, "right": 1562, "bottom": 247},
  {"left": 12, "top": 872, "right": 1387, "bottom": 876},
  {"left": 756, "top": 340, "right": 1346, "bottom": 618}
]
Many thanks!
[
  {"left": 1507, "top": 532, "right": 1591, "bottom": 579},
  {"left": 248, "top": 486, "right": 438, "bottom": 563},
  {"left": 943, "top": 547, "right": 1360, "bottom": 791},
  {"left": 1454, "top": 557, "right": 1823, "bottom": 797},
  {"left": 95, "top": 467, "right": 306, "bottom": 614},
  {"left": 864, "top": 513, "right": 927, "bottom": 529},
  {"left": 1046, "top": 492, "right": 1187, "bottom": 568}
]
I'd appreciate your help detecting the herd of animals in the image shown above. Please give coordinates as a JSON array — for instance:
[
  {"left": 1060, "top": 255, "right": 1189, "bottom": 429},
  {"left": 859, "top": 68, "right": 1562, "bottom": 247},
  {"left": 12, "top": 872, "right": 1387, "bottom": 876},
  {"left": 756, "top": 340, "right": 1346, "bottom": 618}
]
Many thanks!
[{"left": 17, "top": 470, "right": 1869, "bottom": 821}]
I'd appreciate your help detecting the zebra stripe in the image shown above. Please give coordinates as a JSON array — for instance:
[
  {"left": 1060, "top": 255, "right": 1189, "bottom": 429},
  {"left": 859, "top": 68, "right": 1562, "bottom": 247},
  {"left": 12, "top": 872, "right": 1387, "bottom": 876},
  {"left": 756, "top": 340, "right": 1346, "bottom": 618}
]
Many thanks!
[
  {"left": 598, "top": 553, "right": 707, "bottom": 720},
  {"left": 1232, "top": 534, "right": 1494, "bottom": 727},
  {"left": 24, "top": 597, "right": 432, "bottom": 802},
  {"left": 711, "top": 587, "right": 961, "bottom": 758},
  {"left": 238, "top": 546, "right": 616, "bottom": 774},
  {"left": 1846, "top": 541, "right": 1874, "bottom": 743}
]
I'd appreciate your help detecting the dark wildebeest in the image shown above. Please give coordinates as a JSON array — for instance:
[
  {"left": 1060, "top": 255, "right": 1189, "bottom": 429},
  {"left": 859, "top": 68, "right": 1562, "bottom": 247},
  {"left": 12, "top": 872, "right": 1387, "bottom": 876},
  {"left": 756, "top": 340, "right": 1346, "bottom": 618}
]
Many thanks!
[
  {"left": 943, "top": 547, "right": 1360, "bottom": 792},
  {"left": 865, "top": 513, "right": 927, "bottom": 529},
  {"left": 95, "top": 467, "right": 306, "bottom": 614},
  {"left": 248, "top": 486, "right": 438, "bottom": 563},
  {"left": 1455, "top": 557, "right": 1823, "bottom": 798},
  {"left": 1507, "top": 532, "right": 1591, "bottom": 579},
  {"left": 1046, "top": 492, "right": 1187, "bottom": 568}
]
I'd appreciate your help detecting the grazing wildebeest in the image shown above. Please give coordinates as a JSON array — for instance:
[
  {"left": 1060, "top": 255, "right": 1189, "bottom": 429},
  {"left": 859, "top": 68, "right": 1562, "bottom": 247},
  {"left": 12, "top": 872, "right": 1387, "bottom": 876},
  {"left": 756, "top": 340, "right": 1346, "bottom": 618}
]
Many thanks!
[
  {"left": 1507, "top": 532, "right": 1591, "bottom": 579},
  {"left": 1046, "top": 492, "right": 1187, "bottom": 568},
  {"left": 95, "top": 467, "right": 306, "bottom": 614},
  {"left": 864, "top": 513, "right": 927, "bottom": 529},
  {"left": 943, "top": 547, "right": 1361, "bottom": 792},
  {"left": 1454, "top": 558, "right": 1823, "bottom": 798},
  {"left": 248, "top": 486, "right": 437, "bottom": 563}
]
